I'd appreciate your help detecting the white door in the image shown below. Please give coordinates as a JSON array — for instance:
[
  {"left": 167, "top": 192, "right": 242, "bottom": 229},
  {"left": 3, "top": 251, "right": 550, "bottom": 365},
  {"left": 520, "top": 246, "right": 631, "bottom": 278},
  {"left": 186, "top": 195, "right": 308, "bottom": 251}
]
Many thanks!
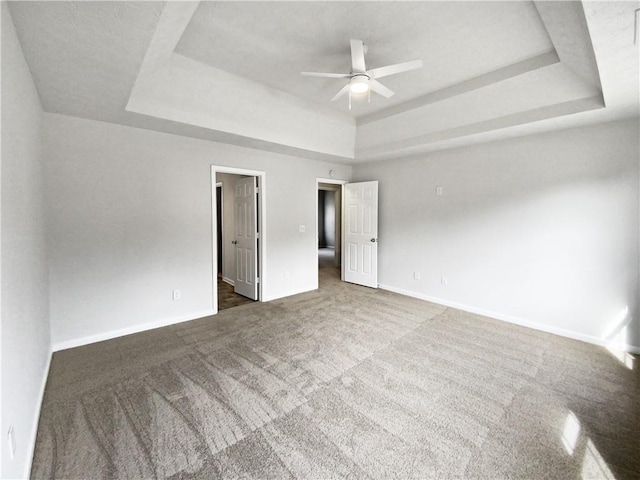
[
  {"left": 344, "top": 181, "right": 378, "bottom": 288},
  {"left": 234, "top": 177, "right": 258, "bottom": 300}
]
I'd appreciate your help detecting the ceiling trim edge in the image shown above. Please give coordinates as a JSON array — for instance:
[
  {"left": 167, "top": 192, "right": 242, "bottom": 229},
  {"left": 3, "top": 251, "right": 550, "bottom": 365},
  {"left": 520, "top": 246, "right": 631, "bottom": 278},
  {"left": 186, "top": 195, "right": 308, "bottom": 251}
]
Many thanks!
[
  {"left": 357, "top": 50, "right": 560, "bottom": 126},
  {"left": 357, "top": 95, "right": 604, "bottom": 161}
]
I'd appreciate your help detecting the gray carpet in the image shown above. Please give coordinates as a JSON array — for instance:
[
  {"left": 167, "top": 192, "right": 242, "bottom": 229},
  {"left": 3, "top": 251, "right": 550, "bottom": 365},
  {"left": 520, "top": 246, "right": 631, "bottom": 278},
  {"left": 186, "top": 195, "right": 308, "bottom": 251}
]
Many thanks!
[
  {"left": 32, "top": 266, "right": 640, "bottom": 479},
  {"left": 318, "top": 247, "right": 336, "bottom": 269}
]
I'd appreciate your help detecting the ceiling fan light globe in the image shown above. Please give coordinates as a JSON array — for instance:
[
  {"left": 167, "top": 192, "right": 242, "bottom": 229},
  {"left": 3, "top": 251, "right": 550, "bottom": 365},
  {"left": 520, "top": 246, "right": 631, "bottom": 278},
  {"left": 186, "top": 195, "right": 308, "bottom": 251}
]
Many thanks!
[{"left": 350, "top": 76, "right": 369, "bottom": 94}]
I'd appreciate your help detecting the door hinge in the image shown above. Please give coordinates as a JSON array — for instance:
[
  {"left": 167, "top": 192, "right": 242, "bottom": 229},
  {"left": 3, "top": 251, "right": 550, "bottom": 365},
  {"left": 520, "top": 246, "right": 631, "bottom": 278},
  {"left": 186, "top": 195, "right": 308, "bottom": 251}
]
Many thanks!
[
  {"left": 256, "top": 232, "right": 260, "bottom": 239},
  {"left": 256, "top": 277, "right": 260, "bottom": 284}
]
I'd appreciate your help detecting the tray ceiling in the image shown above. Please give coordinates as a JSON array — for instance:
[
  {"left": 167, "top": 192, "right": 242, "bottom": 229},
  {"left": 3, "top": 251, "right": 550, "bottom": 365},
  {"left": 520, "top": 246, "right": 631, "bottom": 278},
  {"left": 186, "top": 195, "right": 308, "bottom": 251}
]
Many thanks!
[
  {"left": 7, "top": 1, "right": 638, "bottom": 164},
  {"left": 175, "top": 1, "right": 554, "bottom": 117}
]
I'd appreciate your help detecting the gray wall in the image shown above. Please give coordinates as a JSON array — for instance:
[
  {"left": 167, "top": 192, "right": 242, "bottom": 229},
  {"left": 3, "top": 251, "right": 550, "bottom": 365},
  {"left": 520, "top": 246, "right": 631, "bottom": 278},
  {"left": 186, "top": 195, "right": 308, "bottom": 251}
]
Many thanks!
[
  {"left": 318, "top": 189, "right": 336, "bottom": 248},
  {"left": 1, "top": 5, "right": 51, "bottom": 478},
  {"left": 44, "top": 113, "right": 352, "bottom": 348},
  {"left": 353, "top": 118, "right": 640, "bottom": 350},
  {"left": 318, "top": 190, "right": 326, "bottom": 247},
  {"left": 324, "top": 191, "right": 336, "bottom": 247}
]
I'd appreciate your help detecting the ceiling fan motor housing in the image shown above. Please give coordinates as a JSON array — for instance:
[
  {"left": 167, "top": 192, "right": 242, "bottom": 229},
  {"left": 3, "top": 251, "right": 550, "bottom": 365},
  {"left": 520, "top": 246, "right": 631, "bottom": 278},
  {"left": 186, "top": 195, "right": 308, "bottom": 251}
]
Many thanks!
[{"left": 350, "top": 74, "right": 370, "bottom": 94}]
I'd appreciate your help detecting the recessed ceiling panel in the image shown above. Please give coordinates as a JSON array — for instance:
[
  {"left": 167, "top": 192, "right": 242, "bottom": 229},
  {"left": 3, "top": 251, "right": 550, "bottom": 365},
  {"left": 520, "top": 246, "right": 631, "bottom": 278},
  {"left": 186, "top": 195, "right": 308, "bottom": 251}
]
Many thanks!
[
  {"left": 8, "top": 1, "right": 630, "bottom": 164},
  {"left": 357, "top": 62, "right": 603, "bottom": 152},
  {"left": 175, "top": 1, "right": 554, "bottom": 117}
]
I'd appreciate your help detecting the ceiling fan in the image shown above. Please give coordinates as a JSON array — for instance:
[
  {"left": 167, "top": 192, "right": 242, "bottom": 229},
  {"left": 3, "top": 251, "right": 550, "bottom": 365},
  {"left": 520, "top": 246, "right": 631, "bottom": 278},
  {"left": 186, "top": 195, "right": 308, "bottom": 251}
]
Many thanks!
[{"left": 301, "top": 39, "right": 423, "bottom": 108}]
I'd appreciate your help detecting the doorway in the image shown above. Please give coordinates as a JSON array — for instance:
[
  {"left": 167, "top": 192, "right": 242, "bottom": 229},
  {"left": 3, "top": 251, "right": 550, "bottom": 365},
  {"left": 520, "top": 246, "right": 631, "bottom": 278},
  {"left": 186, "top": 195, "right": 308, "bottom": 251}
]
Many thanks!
[
  {"left": 212, "top": 167, "right": 265, "bottom": 313},
  {"left": 317, "top": 178, "right": 379, "bottom": 290},
  {"left": 317, "top": 180, "right": 345, "bottom": 283}
]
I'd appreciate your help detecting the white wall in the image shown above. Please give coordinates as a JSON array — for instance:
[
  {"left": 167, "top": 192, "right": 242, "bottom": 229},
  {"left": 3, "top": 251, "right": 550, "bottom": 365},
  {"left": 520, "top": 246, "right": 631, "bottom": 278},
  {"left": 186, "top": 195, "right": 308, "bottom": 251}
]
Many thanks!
[
  {"left": 353, "top": 118, "right": 640, "bottom": 350},
  {"left": 1, "top": 4, "right": 51, "bottom": 478},
  {"left": 44, "top": 114, "right": 351, "bottom": 349}
]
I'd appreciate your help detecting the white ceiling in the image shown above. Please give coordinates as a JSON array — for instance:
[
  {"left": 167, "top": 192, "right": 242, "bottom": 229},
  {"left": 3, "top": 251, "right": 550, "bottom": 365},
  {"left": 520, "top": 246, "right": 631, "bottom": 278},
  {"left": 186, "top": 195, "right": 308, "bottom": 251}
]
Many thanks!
[
  {"left": 175, "top": 1, "right": 553, "bottom": 117},
  {"left": 6, "top": 1, "right": 162, "bottom": 121},
  {"left": 6, "top": 1, "right": 639, "bottom": 164}
]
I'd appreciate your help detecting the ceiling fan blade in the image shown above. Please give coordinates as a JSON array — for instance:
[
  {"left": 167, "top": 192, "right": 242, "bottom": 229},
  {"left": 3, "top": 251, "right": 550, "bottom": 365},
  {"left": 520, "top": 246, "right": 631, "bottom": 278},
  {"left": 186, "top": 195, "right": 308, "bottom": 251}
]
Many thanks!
[
  {"left": 350, "top": 39, "right": 366, "bottom": 73},
  {"left": 330, "top": 84, "right": 351, "bottom": 101},
  {"left": 301, "top": 72, "right": 351, "bottom": 78},
  {"left": 368, "top": 59, "right": 423, "bottom": 79},
  {"left": 369, "top": 79, "right": 395, "bottom": 98}
]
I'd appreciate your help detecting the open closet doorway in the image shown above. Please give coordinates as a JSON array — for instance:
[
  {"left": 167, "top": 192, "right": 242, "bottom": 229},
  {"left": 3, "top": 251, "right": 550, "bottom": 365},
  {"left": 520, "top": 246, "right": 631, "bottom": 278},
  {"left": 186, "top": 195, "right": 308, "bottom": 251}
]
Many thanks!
[
  {"left": 317, "top": 179, "right": 345, "bottom": 284},
  {"left": 212, "top": 167, "right": 265, "bottom": 313}
]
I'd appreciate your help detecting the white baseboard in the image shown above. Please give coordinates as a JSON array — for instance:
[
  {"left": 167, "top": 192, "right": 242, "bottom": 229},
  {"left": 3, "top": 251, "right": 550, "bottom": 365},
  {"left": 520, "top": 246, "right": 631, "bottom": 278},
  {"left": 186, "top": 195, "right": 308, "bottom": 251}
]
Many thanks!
[
  {"left": 378, "top": 284, "right": 640, "bottom": 354},
  {"left": 52, "top": 309, "right": 215, "bottom": 352},
  {"left": 25, "top": 349, "right": 52, "bottom": 479},
  {"left": 222, "top": 277, "right": 235, "bottom": 286}
]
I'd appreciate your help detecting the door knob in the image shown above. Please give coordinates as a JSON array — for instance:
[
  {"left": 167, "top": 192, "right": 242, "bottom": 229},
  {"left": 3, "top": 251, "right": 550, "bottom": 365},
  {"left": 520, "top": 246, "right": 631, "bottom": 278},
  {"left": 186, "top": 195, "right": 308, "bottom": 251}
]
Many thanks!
[
  {"left": 232, "top": 240, "right": 237, "bottom": 244},
  {"left": 370, "top": 238, "right": 377, "bottom": 243}
]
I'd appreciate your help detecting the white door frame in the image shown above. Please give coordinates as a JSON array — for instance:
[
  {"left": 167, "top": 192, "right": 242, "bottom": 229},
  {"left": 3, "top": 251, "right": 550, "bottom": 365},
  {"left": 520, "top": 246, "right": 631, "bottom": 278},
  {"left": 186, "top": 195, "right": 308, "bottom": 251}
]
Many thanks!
[
  {"left": 316, "top": 178, "right": 348, "bottom": 283},
  {"left": 211, "top": 166, "right": 266, "bottom": 314},
  {"left": 216, "top": 182, "right": 224, "bottom": 279}
]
